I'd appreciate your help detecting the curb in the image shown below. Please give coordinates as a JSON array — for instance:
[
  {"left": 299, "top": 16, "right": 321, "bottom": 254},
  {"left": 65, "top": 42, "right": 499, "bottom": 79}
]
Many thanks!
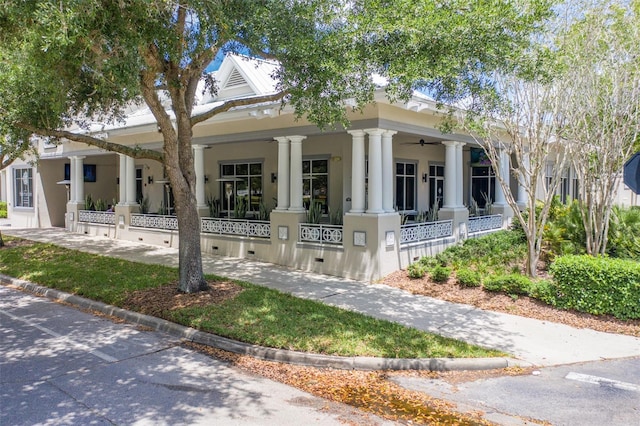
[{"left": 1, "top": 275, "right": 531, "bottom": 371}]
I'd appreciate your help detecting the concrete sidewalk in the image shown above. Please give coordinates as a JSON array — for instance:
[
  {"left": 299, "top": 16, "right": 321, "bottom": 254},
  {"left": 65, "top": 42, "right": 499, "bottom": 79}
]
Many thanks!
[{"left": 3, "top": 226, "right": 639, "bottom": 367}]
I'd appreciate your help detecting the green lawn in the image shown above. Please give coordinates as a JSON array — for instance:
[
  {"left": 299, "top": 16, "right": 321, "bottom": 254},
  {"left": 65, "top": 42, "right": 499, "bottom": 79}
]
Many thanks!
[{"left": 0, "top": 236, "right": 504, "bottom": 359}]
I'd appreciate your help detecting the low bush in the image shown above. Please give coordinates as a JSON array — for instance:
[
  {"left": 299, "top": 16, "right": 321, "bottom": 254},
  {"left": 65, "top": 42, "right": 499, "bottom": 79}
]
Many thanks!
[
  {"left": 483, "top": 274, "right": 532, "bottom": 295},
  {"left": 0, "top": 201, "right": 7, "bottom": 219},
  {"left": 417, "top": 256, "right": 439, "bottom": 269},
  {"left": 407, "top": 263, "right": 427, "bottom": 279},
  {"left": 527, "top": 279, "right": 557, "bottom": 305},
  {"left": 549, "top": 255, "right": 640, "bottom": 319},
  {"left": 430, "top": 265, "right": 451, "bottom": 283},
  {"left": 456, "top": 268, "right": 482, "bottom": 287}
]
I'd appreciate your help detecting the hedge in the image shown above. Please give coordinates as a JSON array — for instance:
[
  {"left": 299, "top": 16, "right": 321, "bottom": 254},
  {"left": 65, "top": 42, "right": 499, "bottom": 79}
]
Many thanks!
[{"left": 549, "top": 255, "right": 640, "bottom": 320}]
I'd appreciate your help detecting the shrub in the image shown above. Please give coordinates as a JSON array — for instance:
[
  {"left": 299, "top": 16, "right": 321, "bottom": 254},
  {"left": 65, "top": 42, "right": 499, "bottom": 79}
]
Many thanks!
[
  {"left": 430, "top": 265, "right": 451, "bottom": 283},
  {"left": 417, "top": 256, "right": 439, "bottom": 269},
  {"left": 0, "top": 201, "right": 7, "bottom": 219},
  {"left": 407, "top": 263, "right": 427, "bottom": 279},
  {"left": 549, "top": 255, "right": 640, "bottom": 319},
  {"left": 483, "top": 274, "right": 532, "bottom": 295},
  {"left": 527, "top": 279, "right": 557, "bottom": 305},
  {"left": 456, "top": 268, "right": 482, "bottom": 287}
]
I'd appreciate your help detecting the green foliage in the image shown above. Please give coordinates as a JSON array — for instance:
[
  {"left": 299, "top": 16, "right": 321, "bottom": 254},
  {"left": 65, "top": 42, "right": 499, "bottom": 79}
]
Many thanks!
[
  {"left": 483, "top": 274, "right": 532, "bottom": 296},
  {"left": 233, "top": 197, "right": 247, "bottom": 219},
  {"left": 206, "top": 195, "right": 220, "bottom": 218},
  {"left": 436, "top": 230, "right": 526, "bottom": 274},
  {"left": 84, "top": 194, "right": 94, "bottom": 211},
  {"left": 329, "top": 206, "right": 343, "bottom": 225},
  {"left": 430, "top": 265, "right": 451, "bottom": 283},
  {"left": 94, "top": 198, "right": 107, "bottom": 212},
  {"left": 306, "top": 201, "right": 323, "bottom": 224},
  {"left": 0, "top": 201, "right": 7, "bottom": 218},
  {"left": 542, "top": 199, "right": 586, "bottom": 261},
  {"left": 258, "top": 200, "right": 272, "bottom": 221},
  {"left": 527, "top": 279, "right": 557, "bottom": 305},
  {"left": 418, "top": 256, "right": 439, "bottom": 269},
  {"left": 456, "top": 268, "right": 482, "bottom": 288},
  {"left": 607, "top": 206, "right": 640, "bottom": 260},
  {"left": 136, "top": 197, "right": 148, "bottom": 214},
  {"left": 549, "top": 255, "right": 640, "bottom": 319},
  {"left": 407, "top": 263, "right": 427, "bottom": 279}
]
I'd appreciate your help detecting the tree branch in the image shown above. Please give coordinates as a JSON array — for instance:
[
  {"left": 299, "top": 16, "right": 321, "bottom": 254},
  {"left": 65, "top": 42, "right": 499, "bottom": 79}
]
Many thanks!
[
  {"left": 16, "top": 124, "right": 163, "bottom": 162},
  {"left": 191, "top": 91, "right": 288, "bottom": 126}
]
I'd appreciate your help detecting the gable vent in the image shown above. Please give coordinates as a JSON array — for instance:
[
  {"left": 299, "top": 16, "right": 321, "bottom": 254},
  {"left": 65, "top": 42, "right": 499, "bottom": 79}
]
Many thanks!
[{"left": 225, "top": 69, "right": 247, "bottom": 88}]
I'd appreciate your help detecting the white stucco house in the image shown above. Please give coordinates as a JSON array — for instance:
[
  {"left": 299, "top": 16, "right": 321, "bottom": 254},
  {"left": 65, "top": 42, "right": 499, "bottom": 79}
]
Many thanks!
[{"left": 4, "top": 54, "right": 635, "bottom": 280}]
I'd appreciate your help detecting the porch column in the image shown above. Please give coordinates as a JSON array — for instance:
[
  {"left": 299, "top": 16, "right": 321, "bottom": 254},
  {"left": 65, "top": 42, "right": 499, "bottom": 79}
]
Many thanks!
[
  {"left": 288, "top": 135, "right": 306, "bottom": 212},
  {"left": 118, "top": 154, "right": 127, "bottom": 205},
  {"left": 73, "top": 156, "right": 85, "bottom": 204},
  {"left": 69, "top": 156, "right": 77, "bottom": 203},
  {"left": 348, "top": 130, "right": 366, "bottom": 213},
  {"left": 125, "top": 155, "right": 137, "bottom": 205},
  {"left": 193, "top": 145, "right": 206, "bottom": 208},
  {"left": 442, "top": 141, "right": 457, "bottom": 208},
  {"left": 382, "top": 130, "right": 397, "bottom": 213},
  {"left": 455, "top": 142, "right": 466, "bottom": 207},
  {"left": 365, "top": 128, "right": 384, "bottom": 214},
  {"left": 275, "top": 136, "right": 290, "bottom": 210},
  {"left": 494, "top": 148, "right": 509, "bottom": 205}
]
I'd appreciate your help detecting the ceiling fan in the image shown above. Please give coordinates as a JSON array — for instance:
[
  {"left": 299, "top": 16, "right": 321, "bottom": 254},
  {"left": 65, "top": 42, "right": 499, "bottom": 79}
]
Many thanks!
[{"left": 401, "top": 138, "right": 441, "bottom": 146}]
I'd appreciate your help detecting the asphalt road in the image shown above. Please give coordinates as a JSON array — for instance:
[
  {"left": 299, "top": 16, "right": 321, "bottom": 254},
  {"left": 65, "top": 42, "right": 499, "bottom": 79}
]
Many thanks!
[
  {"left": 0, "top": 285, "right": 392, "bottom": 426},
  {"left": 393, "top": 357, "right": 640, "bottom": 425}
]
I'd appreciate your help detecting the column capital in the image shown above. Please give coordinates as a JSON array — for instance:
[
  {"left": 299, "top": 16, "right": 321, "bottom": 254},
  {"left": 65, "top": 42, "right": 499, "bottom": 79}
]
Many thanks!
[
  {"left": 347, "top": 129, "right": 366, "bottom": 137},
  {"left": 364, "top": 128, "right": 385, "bottom": 136},
  {"left": 287, "top": 135, "right": 306, "bottom": 143},
  {"left": 441, "top": 140, "right": 458, "bottom": 147},
  {"left": 192, "top": 144, "right": 206, "bottom": 151},
  {"left": 69, "top": 155, "right": 86, "bottom": 160},
  {"left": 382, "top": 130, "right": 398, "bottom": 137},
  {"left": 274, "top": 136, "right": 290, "bottom": 144}
]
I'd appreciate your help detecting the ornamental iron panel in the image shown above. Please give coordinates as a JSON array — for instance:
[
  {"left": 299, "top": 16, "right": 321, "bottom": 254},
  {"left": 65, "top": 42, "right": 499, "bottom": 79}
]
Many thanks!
[
  {"left": 130, "top": 214, "right": 178, "bottom": 230},
  {"left": 201, "top": 217, "right": 271, "bottom": 238},
  {"left": 78, "top": 210, "right": 116, "bottom": 225},
  {"left": 299, "top": 223, "right": 343, "bottom": 245},
  {"left": 468, "top": 214, "right": 503, "bottom": 234},
  {"left": 400, "top": 220, "right": 453, "bottom": 245}
]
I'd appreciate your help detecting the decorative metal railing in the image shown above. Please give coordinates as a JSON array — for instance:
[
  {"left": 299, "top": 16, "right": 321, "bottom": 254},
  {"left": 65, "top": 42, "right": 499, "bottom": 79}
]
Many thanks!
[
  {"left": 78, "top": 210, "right": 115, "bottom": 225},
  {"left": 468, "top": 214, "right": 503, "bottom": 234},
  {"left": 400, "top": 219, "right": 453, "bottom": 245},
  {"left": 130, "top": 214, "right": 178, "bottom": 230},
  {"left": 201, "top": 217, "right": 271, "bottom": 239},
  {"left": 299, "top": 223, "right": 343, "bottom": 245}
]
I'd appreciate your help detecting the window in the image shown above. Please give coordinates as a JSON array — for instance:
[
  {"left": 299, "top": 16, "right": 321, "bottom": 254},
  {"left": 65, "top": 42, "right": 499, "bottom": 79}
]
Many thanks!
[
  {"left": 395, "top": 161, "right": 416, "bottom": 212},
  {"left": 14, "top": 167, "right": 33, "bottom": 208},
  {"left": 303, "top": 159, "right": 328, "bottom": 213},
  {"left": 220, "top": 161, "right": 263, "bottom": 215},
  {"left": 470, "top": 166, "right": 495, "bottom": 208},
  {"left": 560, "top": 168, "right": 570, "bottom": 203},
  {"left": 428, "top": 164, "right": 445, "bottom": 210},
  {"left": 136, "top": 167, "right": 143, "bottom": 203}
]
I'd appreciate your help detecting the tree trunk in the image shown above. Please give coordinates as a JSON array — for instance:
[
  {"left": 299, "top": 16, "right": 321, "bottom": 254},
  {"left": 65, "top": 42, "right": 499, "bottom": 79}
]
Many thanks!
[
  {"left": 175, "top": 192, "right": 208, "bottom": 293},
  {"left": 0, "top": 230, "right": 4, "bottom": 247}
]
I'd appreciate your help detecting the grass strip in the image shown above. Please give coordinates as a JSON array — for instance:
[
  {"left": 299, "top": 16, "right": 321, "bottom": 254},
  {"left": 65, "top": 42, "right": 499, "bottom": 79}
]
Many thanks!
[{"left": 0, "top": 236, "right": 504, "bottom": 359}]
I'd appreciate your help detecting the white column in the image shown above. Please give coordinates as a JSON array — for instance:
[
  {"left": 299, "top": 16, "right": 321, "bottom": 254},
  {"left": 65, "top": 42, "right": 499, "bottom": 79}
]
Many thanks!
[
  {"left": 494, "top": 148, "right": 509, "bottom": 205},
  {"left": 74, "top": 156, "right": 85, "bottom": 204},
  {"left": 275, "top": 137, "right": 290, "bottom": 210},
  {"left": 125, "top": 156, "right": 137, "bottom": 205},
  {"left": 382, "top": 130, "right": 397, "bottom": 213},
  {"left": 365, "top": 128, "right": 384, "bottom": 214},
  {"left": 69, "top": 157, "right": 77, "bottom": 203},
  {"left": 517, "top": 152, "right": 529, "bottom": 205},
  {"left": 288, "top": 135, "right": 306, "bottom": 212},
  {"left": 118, "top": 154, "right": 127, "bottom": 205},
  {"left": 442, "top": 141, "right": 457, "bottom": 208},
  {"left": 193, "top": 145, "right": 206, "bottom": 208},
  {"left": 348, "top": 130, "right": 366, "bottom": 213},
  {"left": 455, "top": 142, "right": 466, "bottom": 207}
]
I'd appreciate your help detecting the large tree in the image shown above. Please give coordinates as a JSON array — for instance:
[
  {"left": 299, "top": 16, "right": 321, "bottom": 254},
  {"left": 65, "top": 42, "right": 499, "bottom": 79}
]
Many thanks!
[
  {"left": 0, "top": 0, "right": 552, "bottom": 292},
  {"left": 558, "top": 0, "right": 640, "bottom": 256},
  {"left": 464, "top": 72, "right": 571, "bottom": 278}
]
